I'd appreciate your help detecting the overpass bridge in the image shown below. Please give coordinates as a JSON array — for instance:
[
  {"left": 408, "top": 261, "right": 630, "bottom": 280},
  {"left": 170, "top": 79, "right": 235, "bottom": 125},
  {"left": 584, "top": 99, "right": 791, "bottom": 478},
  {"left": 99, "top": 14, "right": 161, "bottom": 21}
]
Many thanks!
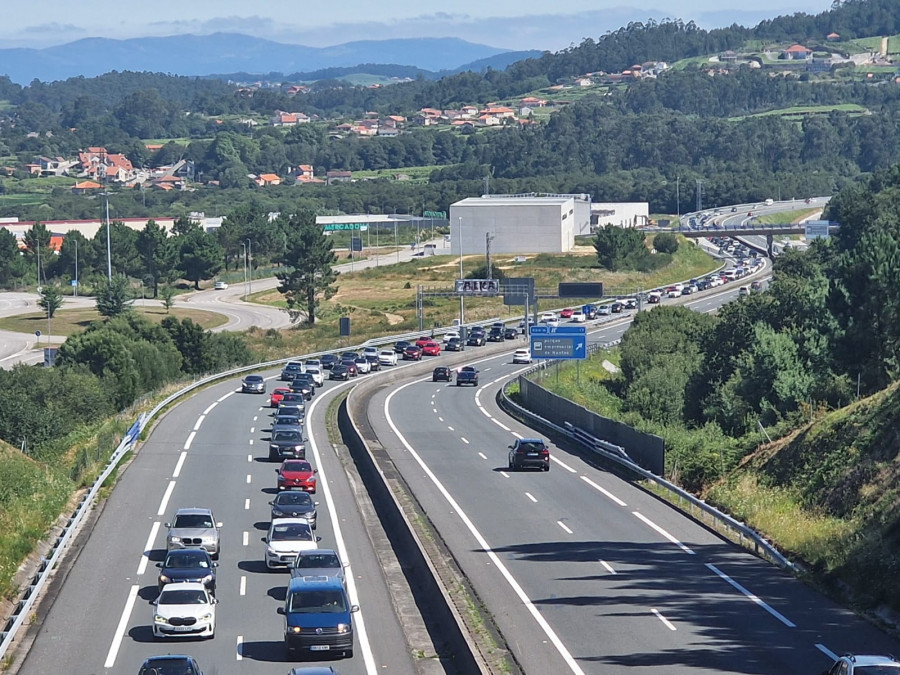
[{"left": 641, "top": 221, "right": 840, "bottom": 256}]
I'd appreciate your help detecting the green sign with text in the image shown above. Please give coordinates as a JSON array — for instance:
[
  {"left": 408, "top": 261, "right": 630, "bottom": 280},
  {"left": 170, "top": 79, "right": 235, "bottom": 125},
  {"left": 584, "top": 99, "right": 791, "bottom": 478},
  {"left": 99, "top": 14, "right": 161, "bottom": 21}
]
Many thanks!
[
  {"left": 323, "top": 223, "right": 363, "bottom": 231},
  {"left": 423, "top": 210, "right": 446, "bottom": 219}
]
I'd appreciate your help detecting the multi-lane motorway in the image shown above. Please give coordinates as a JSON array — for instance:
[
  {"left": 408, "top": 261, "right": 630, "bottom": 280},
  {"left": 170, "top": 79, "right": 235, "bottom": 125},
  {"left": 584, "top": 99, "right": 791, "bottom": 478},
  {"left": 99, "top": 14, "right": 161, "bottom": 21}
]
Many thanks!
[{"left": 15, "top": 242, "right": 900, "bottom": 674}]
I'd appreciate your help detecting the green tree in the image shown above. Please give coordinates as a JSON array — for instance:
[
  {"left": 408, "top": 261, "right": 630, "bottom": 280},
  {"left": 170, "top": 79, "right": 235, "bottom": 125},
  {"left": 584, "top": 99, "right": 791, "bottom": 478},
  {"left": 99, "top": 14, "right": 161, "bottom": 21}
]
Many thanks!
[
  {"left": 653, "top": 232, "right": 679, "bottom": 254},
  {"left": 38, "top": 285, "right": 63, "bottom": 318},
  {"left": 160, "top": 285, "right": 176, "bottom": 313},
  {"left": 275, "top": 212, "right": 339, "bottom": 325},
  {"left": 0, "top": 228, "right": 27, "bottom": 285},
  {"left": 177, "top": 228, "right": 224, "bottom": 290},
  {"left": 23, "top": 222, "right": 54, "bottom": 284},
  {"left": 96, "top": 274, "right": 134, "bottom": 318},
  {"left": 593, "top": 226, "right": 648, "bottom": 271},
  {"left": 136, "top": 220, "right": 175, "bottom": 297}
]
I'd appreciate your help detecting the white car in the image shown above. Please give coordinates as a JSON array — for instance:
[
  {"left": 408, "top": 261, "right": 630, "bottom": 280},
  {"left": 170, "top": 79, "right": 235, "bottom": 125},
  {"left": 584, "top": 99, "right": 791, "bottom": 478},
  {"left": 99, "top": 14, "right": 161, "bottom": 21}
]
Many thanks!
[
  {"left": 152, "top": 582, "right": 217, "bottom": 639},
  {"left": 442, "top": 331, "right": 461, "bottom": 344},
  {"left": 378, "top": 350, "right": 398, "bottom": 366},
  {"left": 354, "top": 357, "right": 371, "bottom": 374},
  {"left": 539, "top": 312, "right": 557, "bottom": 323},
  {"left": 570, "top": 309, "right": 586, "bottom": 322},
  {"left": 512, "top": 349, "right": 533, "bottom": 364},
  {"left": 363, "top": 346, "right": 379, "bottom": 358},
  {"left": 304, "top": 365, "right": 324, "bottom": 387},
  {"left": 597, "top": 305, "right": 612, "bottom": 316},
  {"left": 213, "top": 281, "right": 228, "bottom": 290},
  {"left": 264, "top": 518, "right": 318, "bottom": 569}
]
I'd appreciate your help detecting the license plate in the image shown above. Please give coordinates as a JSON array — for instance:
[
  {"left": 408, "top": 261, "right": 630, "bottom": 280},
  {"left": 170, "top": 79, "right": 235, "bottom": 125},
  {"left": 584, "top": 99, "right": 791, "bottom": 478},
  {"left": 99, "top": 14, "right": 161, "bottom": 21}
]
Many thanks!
[
  {"left": 527, "top": 453, "right": 539, "bottom": 457},
  {"left": 310, "top": 645, "right": 330, "bottom": 651}
]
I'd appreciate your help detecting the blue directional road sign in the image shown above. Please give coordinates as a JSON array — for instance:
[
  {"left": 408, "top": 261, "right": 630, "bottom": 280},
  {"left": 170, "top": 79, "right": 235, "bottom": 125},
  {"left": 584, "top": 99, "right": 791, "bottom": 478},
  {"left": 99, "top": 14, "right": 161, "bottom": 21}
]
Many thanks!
[{"left": 529, "top": 325, "right": 587, "bottom": 360}]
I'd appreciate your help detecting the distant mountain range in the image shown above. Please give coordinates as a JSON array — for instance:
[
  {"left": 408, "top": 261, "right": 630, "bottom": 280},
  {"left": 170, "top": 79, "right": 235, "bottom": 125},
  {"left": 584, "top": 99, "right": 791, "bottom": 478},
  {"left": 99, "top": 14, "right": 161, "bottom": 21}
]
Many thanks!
[{"left": 0, "top": 33, "right": 540, "bottom": 85}]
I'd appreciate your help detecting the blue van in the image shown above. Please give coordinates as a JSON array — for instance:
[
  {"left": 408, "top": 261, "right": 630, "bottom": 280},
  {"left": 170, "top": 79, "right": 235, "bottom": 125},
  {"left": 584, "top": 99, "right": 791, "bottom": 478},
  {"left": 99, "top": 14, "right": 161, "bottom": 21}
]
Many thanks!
[{"left": 281, "top": 575, "right": 359, "bottom": 659}]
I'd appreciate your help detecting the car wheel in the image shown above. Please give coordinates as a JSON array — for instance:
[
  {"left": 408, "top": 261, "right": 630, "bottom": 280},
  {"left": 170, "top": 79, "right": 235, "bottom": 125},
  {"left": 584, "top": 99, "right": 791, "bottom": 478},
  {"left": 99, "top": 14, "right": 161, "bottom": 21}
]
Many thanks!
[
  {"left": 544, "top": 464, "right": 550, "bottom": 472},
  {"left": 508, "top": 459, "right": 514, "bottom": 470},
  {"left": 213, "top": 548, "right": 220, "bottom": 561},
  {"left": 269, "top": 451, "right": 277, "bottom": 461}
]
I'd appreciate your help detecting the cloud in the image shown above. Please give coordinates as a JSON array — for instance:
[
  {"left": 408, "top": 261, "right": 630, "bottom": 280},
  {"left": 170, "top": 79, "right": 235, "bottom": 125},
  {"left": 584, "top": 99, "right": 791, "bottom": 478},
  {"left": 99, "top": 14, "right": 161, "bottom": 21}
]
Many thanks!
[{"left": 22, "top": 22, "right": 83, "bottom": 34}]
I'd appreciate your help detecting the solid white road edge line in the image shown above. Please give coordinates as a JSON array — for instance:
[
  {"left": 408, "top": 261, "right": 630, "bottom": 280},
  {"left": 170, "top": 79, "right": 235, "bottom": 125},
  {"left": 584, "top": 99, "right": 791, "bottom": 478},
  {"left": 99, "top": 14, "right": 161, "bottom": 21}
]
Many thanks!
[
  {"left": 651, "top": 608, "right": 677, "bottom": 631},
  {"left": 157, "top": 481, "right": 176, "bottom": 516},
  {"left": 551, "top": 456, "right": 577, "bottom": 473},
  {"left": 384, "top": 384, "right": 586, "bottom": 675},
  {"left": 136, "top": 521, "right": 160, "bottom": 576},
  {"left": 172, "top": 451, "right": 187, "bottom": 478},
  {"left": 217, "top": 391, "right": 234, "bottom": 402},
  {"left": 490, "top": 418, "right": 511, "bottom": 431},
  {"left": 580, "top": 476, "right": 627, "bottom": 506},
  {"left": 632, "top": 512, "right": 695, "bottom": 555},
  {"left": 103, "top": 584, "right": 139, "bottom": 668},
  {"left": 706, "top": 563, "right": 796, "bottom": 628},
  {"left": 306, "top": 379, "right": 378, "bottom": 674},
  {"left": 815, "top": 643, "right": 838, "bottom": 661}
]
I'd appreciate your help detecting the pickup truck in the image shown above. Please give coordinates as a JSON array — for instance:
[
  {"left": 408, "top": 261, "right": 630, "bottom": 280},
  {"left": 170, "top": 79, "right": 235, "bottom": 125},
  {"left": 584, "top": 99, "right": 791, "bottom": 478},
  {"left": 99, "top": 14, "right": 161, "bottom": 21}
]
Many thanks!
[{"left": 456, "top": 366, "right": 479, "bottom": 387}]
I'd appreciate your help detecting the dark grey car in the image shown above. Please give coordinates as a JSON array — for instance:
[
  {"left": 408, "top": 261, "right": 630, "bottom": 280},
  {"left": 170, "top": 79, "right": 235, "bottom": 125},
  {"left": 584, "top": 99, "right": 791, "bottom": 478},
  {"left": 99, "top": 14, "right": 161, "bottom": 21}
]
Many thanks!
[
  {"left": 241, "top": 374, "right": 266, "bottom": 394},
  {"left": 271, "top": 415, "right": 303, "bottom": 436},
  {"left": 270, "top": 490, "right": 318, "bottom": 528},
  {"left": 269, "top": 429, "right": 306, "bottom": 461}
]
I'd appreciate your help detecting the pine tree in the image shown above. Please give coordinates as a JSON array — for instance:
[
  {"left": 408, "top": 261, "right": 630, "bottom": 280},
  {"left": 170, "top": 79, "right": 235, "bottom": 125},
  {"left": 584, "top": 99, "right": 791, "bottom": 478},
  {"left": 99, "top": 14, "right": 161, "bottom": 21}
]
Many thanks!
[{"left": 276, "top": 212, "right": 339, "bottom": 325}]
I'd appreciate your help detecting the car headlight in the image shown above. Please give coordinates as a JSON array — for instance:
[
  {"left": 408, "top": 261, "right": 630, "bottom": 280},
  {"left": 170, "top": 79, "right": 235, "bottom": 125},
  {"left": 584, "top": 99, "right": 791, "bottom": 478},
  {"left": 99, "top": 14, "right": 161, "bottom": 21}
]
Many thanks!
[
  {"left": 200, "top": 613, "right": 213, "bottom": 622},
  {"left": 295, "top": 445, "right": 304, "bottom": 451},
  {"left": 154, "top": 614, "right": 167, "bottom": 624},
  {"left": 336, "top": 623, "right": 349, "bottom": 633},
  {"left": 266, "top": 547, "right": 277, "bottom": 557},
  {"left": 290, "top": 626, "right": 302, "bottom": 633},
  {"left": 158, "top": 574, "right": 171, "bottom": 583},
  {"left": 169, "top": 536, "right": 180, "bottom": 543}
]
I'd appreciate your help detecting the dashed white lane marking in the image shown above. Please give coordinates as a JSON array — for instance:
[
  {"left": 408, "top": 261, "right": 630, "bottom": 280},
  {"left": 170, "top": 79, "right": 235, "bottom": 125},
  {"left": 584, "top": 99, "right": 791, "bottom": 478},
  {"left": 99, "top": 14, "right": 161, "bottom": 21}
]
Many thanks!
[
  {"left": 217, "top": 391, "right": 234, "bottom": 402},
  {"left": 652, "top": 608, "right": 677, "bottom": 631},
  {"left": 137, "top": 521, "right": 160, "bottom": 575},
  {"left": 253, "top": 415, "right": 258, "bottom": 422},
  {"left": 249, "top": 439, "right": 253, "bottom": 446},
  {"left": 706, "top": 563, "right": 796, "bottom": 627},
  {"left": 815, "top": 644, "right": 837, "bottom": 661},
  {"left": 240, "top": 575, "right": 247, "bottom": 596},
  {"left": 558, "top": 521, "right": 573, "bottom": 534},
  {"left": 203, "top": 402, "right": 217, "bottom": 415},
  {"left": 525, "top": 492, "right": 538, "bottom": 503},
  {"left": 103, "top": 584, "right": 139, "bottom": 667},
  {"left": 478, "top": 452, "right": 488, "bottom": 460},
  {"left": 247, "top": 454, "right": 252, "bottom": 462},
  {"left": 461, "top": 437, "right": 470, "bottom": 444},
  {"left": 512, "top": 432, "right": 524, "bottom": 439},
  {"left": 500, "top": 471, "right": 510, "bottom": 478},
  {"left": 183, "top": 431, "right": 196, "bottom": 450},
  {"left": 600, "top": 560, "right": 617, "bottom": 575},
  {"left": 438, "top": 416, "right": 444, "bottom": 422},
  {"left": 173, "top": 451, "right": 187, "bottom": 478},
  {"left": 244, "top": 498, "right": 250, "bottom": 510},
  {"left": 236, "top": 635, "right": 243, "bottom": 661},
  {"left": 552, "top": 456, "right": 577, "bottom": 473},
  {"left": 242, "top": 531, "right": 249, "bottom": 546},
  {"left": 157, "top": 481, "right": 176, "bottom": 516},
  {"left": 633, "top": 512, "right": 695, "bottom": 555},
  {"left": 250, "top": 427, "right": 255, "bottom": 434},
  {"left": 447, "top": 426, "right": 454, "bottom": 431},
  {"left": 491, "top": 418, "right": 511, "bottom": 431},
  {"left": 581, "top": 476, "right": 627, "bottom": 506},
  {"left": 246, "top": 474, "right": 252, "bottom": 484},
  {"left": 193, "top": 415, "right": 205, "bottom": 431}
]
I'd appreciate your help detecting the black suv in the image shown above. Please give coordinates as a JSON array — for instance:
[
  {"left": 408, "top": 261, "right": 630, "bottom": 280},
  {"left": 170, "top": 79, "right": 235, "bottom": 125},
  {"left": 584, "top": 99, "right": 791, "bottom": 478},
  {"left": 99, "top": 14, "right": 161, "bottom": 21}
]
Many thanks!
[
  {"left": 432, "top": 367, "right": 452, "bottom": 382},
  {"left": 508, "top": 438, "right": 550, "bottom": 471}
]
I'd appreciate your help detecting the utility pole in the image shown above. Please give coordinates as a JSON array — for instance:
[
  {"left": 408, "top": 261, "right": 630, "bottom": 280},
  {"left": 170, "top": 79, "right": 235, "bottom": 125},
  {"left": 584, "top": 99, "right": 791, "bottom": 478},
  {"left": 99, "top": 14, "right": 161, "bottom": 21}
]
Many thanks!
[
  {"left": 245, "top": 239, "right": 252, "bottom": 297},
  {"left": 74, "top": 239, "right": 78, "bottom": 297},
  {"left": 676, "top": 175, "right": 681, "bottom": 219},
  {"left": 484, "top": 174, "right": 490, "bottom": 196},
  {"left": 486, "top": 231, "right": 495, "bottom": 280},
  {"left": 696, "top": 179, "right": 705, "bottom": 213},
  {"left": 458, "top": 216, "right": 465, "bottom": 326},
  {"left": 240, "top": 242, "right": 248, "bottom": 298}
]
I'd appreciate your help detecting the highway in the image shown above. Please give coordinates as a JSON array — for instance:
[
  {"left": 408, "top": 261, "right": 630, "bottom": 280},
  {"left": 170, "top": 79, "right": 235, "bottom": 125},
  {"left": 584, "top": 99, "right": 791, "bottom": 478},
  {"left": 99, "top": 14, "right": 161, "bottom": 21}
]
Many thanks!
[
  {"left": 359, "top": 279, "right": 900, "bottom": 674},
  {"left": 16, "top": 370, "right": 422, "bottom": 675}
]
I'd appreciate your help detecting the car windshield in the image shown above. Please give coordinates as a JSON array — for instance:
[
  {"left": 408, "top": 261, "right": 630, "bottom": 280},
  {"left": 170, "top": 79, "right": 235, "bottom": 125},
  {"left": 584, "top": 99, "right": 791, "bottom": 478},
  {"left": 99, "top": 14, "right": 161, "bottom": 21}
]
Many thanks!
[
  {"left": 297, "top": 553, "right": 341, "bottom": 569},
  {"left": 271, "top": 523, "right": 312, "bottom": 541},
  {"left": 287, "top": 589, "right": 347, "bottom": 613},
  {"left": 278, "top": 408, "right": 303, "bottom": 418},
  {"left": 140, "top": 658, "right": 198, "bottom": 675},
  {"left": 273, "top": 431, "right": 302, "bottom": 442},
  {"left": 245, "top": 376, "right": 262, "bottom": 382},
  {"left": 276, "top": 492, "right": 312, "bottom": 506},
  {"left": 173, "top": 514, "right": 213, "bottom": 528},
  {"left": 164, "top": 551, "right": 210, "bottom": 569},
  {"left": 275, "top": 417, "right": 301, "bottom": 426},
  {"left": 283, "top": 461, "right": 311, "bottom": 472},
  {"left": 158, "top": 589, "right": 209, "bottom": 605}
]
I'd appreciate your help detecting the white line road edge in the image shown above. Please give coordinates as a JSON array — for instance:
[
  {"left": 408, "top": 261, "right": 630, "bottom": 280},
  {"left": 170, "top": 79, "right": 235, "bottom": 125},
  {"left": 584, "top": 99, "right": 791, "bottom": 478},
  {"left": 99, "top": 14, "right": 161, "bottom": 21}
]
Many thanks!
[
  {"left": 136, "top": 521, "right": 160, "bottom": 576},
  {"left": 706, "top": 563, "right": 796, "bottom": 628},
  {"left": 103, "top": 584, "right": 139, "bottom": 668},
  {"left": 384, "top": 382, "right": 586, "bottom": 675},
  {"left": 632, "top": 511, "right": 695, "bottom": 555}
]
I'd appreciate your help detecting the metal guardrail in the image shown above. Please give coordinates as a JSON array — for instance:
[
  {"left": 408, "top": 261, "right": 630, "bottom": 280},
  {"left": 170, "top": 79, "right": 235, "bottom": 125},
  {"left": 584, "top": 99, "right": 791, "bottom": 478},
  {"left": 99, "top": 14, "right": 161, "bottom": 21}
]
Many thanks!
[{"left": 498, "top": 375, "right": 801, "bottom": 574}]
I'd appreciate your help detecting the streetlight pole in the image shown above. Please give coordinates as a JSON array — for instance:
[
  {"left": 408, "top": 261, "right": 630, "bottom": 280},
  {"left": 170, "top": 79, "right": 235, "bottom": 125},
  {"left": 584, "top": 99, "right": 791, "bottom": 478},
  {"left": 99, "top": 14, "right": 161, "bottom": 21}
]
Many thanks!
[
  {"left": 74, "top": 239, "right": 78, "bottom": 297},
  {"left": 676, "top": 175, "right": 681, "bottom": 220},
  {"left": 240, "top": 242, "right": 248, "bottom": 298},
  {"left": 104, "top": 188, "right": 112, "bottom": 280},
  {"left": 458, "top": 216, "right": 465, "bottom": 326},
  {"left": 245, "top": 239, "right": 252, "bottom": 298}
]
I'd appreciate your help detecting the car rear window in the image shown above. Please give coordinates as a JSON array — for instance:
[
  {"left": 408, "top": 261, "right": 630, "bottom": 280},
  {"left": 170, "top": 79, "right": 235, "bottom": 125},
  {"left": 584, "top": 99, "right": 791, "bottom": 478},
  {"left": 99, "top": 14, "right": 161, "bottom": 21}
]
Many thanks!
[{"left": 517, "top": 441, "right": 546, "bottom": 452}]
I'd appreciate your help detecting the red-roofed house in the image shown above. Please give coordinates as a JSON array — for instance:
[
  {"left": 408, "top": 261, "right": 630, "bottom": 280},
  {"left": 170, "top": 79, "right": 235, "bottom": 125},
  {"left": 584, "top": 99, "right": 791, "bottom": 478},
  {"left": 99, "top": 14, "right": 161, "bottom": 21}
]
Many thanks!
[
  {"left": 482, "top": 106, "right": 516, "bottom": 119},
  {"left": 520, "top": 96, "right": 547, "bottom": 107},
  {"left": 783, "top": 44, "right": 813, "bottom": 60},
  {"left": 826, "top": 32, "right": 840, "bottom": 41},
  {"left": 256, "top": 173, "right": 282, "bottom": 186},
  {"left": 72, "top": 180, "right": 102, "bottom": 194}
]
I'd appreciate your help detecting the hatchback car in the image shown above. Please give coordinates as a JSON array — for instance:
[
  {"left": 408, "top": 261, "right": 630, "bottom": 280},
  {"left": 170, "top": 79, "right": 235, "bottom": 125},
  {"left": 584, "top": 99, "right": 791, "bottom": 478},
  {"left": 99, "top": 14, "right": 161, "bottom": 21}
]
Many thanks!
[
  {"left": 280, "top": 362, "right": 304, "bottom": 381},
  {"left": 354, "top": 357, "right": 371, "bottom": 374},
  {"left": 166, "top": 508, "right": 221, "bottom": 559},
  {"left": 319, "top": 354, "right": 339, "bottom": 370},
  {"left": 271, "top": 415, "right": 303, "bottom": 437},
  {"left": 445, "top": 337, "right": 463, "bottom": 352},
  {"left": 504, "top": 328, "right": 518, "bottom": 340},
  {"left": 403, "top": 345, "right": 422, "bottom": 360},
  {"left": 241, "top": 374, "right": 266, "bottom": 394},
  {"left": 329, "top": 364, "right": 350, "bottom": 380},
  {"left": 365, "top": 354, "right": 381, "bottom": 371},
  {"left": 379, "top": 349, "right": 398, "bottom": 366},
  {"left": 270, "top": 490, "right": 318, "bottom": 529},
  {"left": 421, "top": 341, "right": 441, "bottom": 356},
  {"left": 213, "top": 281, "right": 228, "bottom": 290},
  {"left": 269, "top": 429, "right": 306, "bottom": 461},
  {"left": 152, "top": 581, "right": 217, "bottom": 639},
  {"left": 467, "top": 332, "right": 486, "bottom": 346},
  {"left": 559, "top": 308, "right": 574, "bottom": 318},
  {"left": 432, "top": 367, "right": 453, "bottom": 382},
  {"left": 823, "top": 654, "right": 900, "bottom": 674},
  {"left": 512, "top": 349, "right": 532, "bottom": 364},
  {"left": 508, "top": 438, "right": 550, "bottom": 471},
  {"left": 157, "top": 549, "right": 217, "bottom": 594},
  {"left": 138, "top": 655, "right": 203, "bottom": 675},
  {"left": 264, "top": 518, "right": 318, "bottom": 570},
  {"left": 394, "top": 340, "right": 411, "bottom": 354},
  {"left": 269, "top": 387, "right": 291, "bottom": 408},
  {"left": 277, "top": 459, "right": 318, "bottom": 493}
]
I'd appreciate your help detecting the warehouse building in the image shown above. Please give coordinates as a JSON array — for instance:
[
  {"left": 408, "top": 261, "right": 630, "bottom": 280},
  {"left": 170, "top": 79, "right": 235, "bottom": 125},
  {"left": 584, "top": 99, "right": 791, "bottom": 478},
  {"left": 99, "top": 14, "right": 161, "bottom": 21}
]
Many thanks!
[
  {"left": 449, "top": 194, "right": 592, "bottom": 254},
  {"left": 591, "top": 202, "right": 650, "bottom": 229}
]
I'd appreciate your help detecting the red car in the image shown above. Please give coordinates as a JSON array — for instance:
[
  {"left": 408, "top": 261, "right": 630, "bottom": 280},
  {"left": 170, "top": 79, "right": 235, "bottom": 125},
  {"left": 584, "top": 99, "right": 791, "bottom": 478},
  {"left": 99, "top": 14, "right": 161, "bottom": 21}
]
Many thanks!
[
  {"left": 270, "top": 387, "right": 291, "bottom": 408},
  {"left": 414, "top": 336, "right": 433, "bottom": 349},
  {"left": 559, "top": 308, "right": 574, "bottom": 319},
  {"left": 421, "top": 341, "right": 441, "bottom": 356},
  {"left": 276, "top": 459, "right": 318, "bottom": 493},
  {"left": 403, "top": 345, "right": 422, "bottom": 360}
]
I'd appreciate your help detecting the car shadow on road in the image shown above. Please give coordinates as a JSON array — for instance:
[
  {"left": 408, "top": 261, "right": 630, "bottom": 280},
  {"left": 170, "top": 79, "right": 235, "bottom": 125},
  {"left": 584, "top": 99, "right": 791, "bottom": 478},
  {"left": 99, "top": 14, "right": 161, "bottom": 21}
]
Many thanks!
[
  {"left": 238, "top": 559, "right": 269, "bottom": 574},
  {"left": 146, "top": 547, "right": 167, "bottom": 562},
  {"left": 260, "top": 486, "right": 279, "bottom": 495},
  {"left": 492, "top": 467, "right": 513, "bottom": 473},
  {"left": 253, "top": 520, "right": 270, "bottom": 531},
  {"left": 238, "top": 639, "right": 287, "bottom": 662},
  {"left": 267, "top": 584, "right": 287, "bottom": 602},
  {"left": 127, "top": 625, "right": 157, "bottom": 643},
  {"left": 138, "top": 584, "right": 159, "bottom": 602}
]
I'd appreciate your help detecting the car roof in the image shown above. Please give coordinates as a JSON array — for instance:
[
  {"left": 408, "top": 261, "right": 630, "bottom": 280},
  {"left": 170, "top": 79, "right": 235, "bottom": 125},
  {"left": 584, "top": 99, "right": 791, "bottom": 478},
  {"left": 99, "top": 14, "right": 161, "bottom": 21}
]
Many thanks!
[
  {"left": 517, "top": 438, "right": 545, "bottom": 443},
  {"left": 289, "top": 667, "right": 339, "bottom": 675},
  {"left": 173, "top": 507, "right": 213, "bottom": 516},
  {"left": 287, "top": 574, "right": 345, "bottom": 591},
  {"left": 842, "top": 654, "right": 900, "bottom": 666},
  {"left": 144, "top": 655, "right": 196, "bottom": 663},
  {"left": 160, "top": 581, "right": 207, "bottom": 591}
]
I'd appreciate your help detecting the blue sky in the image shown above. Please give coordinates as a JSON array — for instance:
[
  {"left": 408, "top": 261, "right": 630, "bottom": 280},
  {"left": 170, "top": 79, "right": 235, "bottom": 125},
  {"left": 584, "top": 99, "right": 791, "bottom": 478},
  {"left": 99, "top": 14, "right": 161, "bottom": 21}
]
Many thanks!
[{"left": 2, "top": 0, "right": 828, "bottom": 51}]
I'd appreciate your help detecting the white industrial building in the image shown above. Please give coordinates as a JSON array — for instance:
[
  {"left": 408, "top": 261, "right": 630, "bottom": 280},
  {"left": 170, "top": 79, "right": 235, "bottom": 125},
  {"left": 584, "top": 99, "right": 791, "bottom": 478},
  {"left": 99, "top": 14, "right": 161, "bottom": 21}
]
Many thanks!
[
  {"left": 591, "top": 202, "right": 650, "bottom": 229},
  {"left": 449, "top": 194, "right": 592, "bottom": 254}
]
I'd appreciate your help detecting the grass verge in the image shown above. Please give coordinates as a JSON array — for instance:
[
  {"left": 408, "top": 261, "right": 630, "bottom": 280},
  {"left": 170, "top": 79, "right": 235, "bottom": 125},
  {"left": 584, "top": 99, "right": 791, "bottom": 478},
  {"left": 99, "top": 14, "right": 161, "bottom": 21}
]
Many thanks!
[{"left": 0, "top": 305, "right": 228, "bottom": 337}]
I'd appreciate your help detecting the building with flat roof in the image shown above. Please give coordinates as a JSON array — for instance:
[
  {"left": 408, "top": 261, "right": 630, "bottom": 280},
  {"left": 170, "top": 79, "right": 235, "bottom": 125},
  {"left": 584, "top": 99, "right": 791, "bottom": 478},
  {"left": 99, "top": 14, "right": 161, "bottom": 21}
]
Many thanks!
[{"left": 449, "top": 194, "right": 592, "bottom": 254}]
